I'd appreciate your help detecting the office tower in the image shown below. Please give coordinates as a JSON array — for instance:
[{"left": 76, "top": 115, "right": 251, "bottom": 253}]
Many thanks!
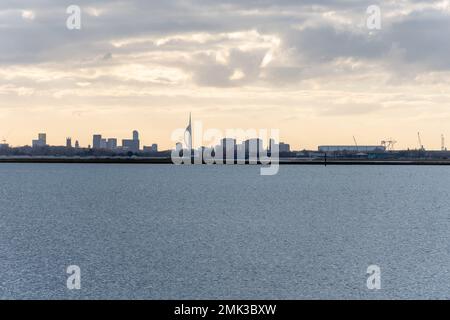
[
  {"left": 244, "top": 138, "right": 263, "bottom": 158},
  {"left": 0, "top": 139, "right": 9, "bottom": 149},
  {"left": 100, "top": 138, "right": 107, "bottom": 149},
  {"left": 93, "top": 134, "right": 102, "bottom": 149},
  {"left": 66, "top": 137, "right": 72, "bottom": 148},
  {"left": 32, "top": 133, "right": 47, "bottom": 148},
  {"left": 38, "top": 133, "right": 46, "bottom": 145},
  {"left": 106, "top": 138, "right": 117, "bottom": 150},
  {"left": 122, "top": 139, "right": 139, "bottom": 152},
  {"left": 220, "top": 138, "right": 236, "bottom": 162},
  {"left": 236, "top": 143, "right": 245, "bottom": 160},
  {"left": 75, "top": 140, "right": 80, "bottom": 148},
  {"left": 122, "top": 130, "right": 140, "bottom": 152},
  {"left": 279, "top": 142, "right": 290, "bottom": 153}
]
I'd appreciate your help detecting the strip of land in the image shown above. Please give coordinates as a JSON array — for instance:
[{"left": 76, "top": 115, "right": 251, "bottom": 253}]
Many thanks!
[{"left": 1, "top": 157, "right": 450, "bottom": 165}]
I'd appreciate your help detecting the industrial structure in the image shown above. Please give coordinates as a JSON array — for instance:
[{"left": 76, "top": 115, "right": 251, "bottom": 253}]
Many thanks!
[{"left": 318, "top": 145, "right": 386, "bottom": 152}]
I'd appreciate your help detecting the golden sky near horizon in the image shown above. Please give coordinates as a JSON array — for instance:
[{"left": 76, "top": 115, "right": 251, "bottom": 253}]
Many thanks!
[{"left": 1, "top": 1, "right": 450, "bottom": 150}]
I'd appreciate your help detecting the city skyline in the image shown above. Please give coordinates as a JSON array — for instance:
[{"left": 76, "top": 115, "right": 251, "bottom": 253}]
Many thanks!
[
  {"left": 1, "top": 1, "right": 450, "bottom": 150},
  {"left": 1, "top": 120, "right": 446, "bottom": 152},
  {"left": 2, "top": 128, "right": 444, "bottom": 153},
  {"left": 18, "top": 128, "right": 293, "bottom": 152}
]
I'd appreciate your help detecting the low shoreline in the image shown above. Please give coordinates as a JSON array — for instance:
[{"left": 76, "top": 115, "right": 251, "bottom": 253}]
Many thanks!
[{"left": 1, "top": 157, "right": 450, "bottom": 165}]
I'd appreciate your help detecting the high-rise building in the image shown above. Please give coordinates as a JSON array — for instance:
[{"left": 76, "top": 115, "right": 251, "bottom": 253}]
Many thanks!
[
  {"left": 32, "top": 133, "right": 47, "bottom": 148},
  {"left": 279, "top": 142, "right": 290, "bottom": 153},
  {"left": 220, "top": 138, "right": 236, "bottom": 161},
  {"left": 93, "top": 134, "right": 102, "bottom": 149},
  {"left": 106, "top": 138, "right": 117, "bottom": 150},
  {"left": 244, "top": 138, "right": 263, "bottom": 158},
  {"left": 75, "top": 140, "right": 80, "bottom": 148},
  {"left": 236, "top": 143, "right": 246, "bottom": 159},
  {"left": 122, "top": 139, "right": 139, "bottom": 152},
  {"left": 269, "top": 139, "right": 289, "bottom": 153},
  {"left": 122, "top": 130, "right": 140, "bottom": 152},
  {"left": 66, "top": 137, "right": 72, "bottom": 148},
  {"left": 38, "top": 133, "right": 46, "bottom": 144},
  {"left": 100, "top": 138, "right": 107, "bottom": 149}
]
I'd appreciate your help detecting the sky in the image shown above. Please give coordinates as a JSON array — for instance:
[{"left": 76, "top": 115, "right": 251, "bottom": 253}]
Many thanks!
[{"left": 1, "top": 0, "right": 450, "bottom": 150}]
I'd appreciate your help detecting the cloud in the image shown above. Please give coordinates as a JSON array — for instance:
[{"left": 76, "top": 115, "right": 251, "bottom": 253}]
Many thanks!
[
  {"left": 1, "top": 0, "right": 450, "bottom": 118},
  {"left": 21, "top": 10, "right": 35, "bottom": 20}
]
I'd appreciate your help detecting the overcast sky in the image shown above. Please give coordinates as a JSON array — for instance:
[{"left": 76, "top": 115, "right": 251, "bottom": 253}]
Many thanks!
[{"left": 1, "top": 0, "right": 450, "bottom": 149}]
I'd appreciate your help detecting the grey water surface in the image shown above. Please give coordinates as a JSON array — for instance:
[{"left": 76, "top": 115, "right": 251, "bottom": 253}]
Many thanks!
[{"left": 0, "top": 164, "right": 449, "bottom": 299}]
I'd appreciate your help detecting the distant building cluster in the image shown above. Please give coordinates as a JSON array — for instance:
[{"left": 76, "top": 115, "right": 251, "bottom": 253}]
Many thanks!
[
  {"left": 24, "top": 128, "right": 294, "bottom": 157},
  {"left": 22, "top": 130, "right": 158, "bottom": 154},
  {"left": 91, "top": 130, "right": 157, "bottom": 153},
  {"left": 1, "top": 124, "right": 449, "bottom": 161},
  {"left": 174, "top": 138, "right": 291, "bottom": 160},
  {"left": 20, "top": 128, "right": 399, "bottom": 159}
]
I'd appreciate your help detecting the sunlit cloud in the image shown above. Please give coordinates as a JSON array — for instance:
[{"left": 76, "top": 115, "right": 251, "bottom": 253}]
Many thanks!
[{"left": 21, "top": 10, "right": 35, "bottom": 20}]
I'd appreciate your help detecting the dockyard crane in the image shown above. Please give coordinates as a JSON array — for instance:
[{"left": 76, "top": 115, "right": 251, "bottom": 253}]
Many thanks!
[
  {"left": 417, "top": 132, "right": 424, "bottom": 151},
  {"left": 353, "top": 136, "right": 358, "bottom": 149},
  {"left": 381, "top": 139, "right": 397, "bottom": 151}
]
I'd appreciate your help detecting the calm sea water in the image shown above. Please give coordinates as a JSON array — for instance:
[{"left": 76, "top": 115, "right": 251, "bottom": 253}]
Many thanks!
[{"left": 0, "top": 163, "right": 449, "bottom": 299}]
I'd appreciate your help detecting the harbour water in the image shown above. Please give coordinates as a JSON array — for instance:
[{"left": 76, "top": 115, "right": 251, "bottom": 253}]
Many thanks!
[{"left": 0, "top": 164, "right": 449, "bottom": 299}]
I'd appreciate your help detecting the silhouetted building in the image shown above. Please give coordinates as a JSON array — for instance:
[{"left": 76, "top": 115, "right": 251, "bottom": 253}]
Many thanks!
[
  {"left": 93, "top": 134, "right": 102, "bottom": 149},
  {"left": 100, "top": 138, "right": 107, "bottom": 149},
  {"left": 32, "top": 133, "right": 47, "bottom": 148},
  {"left": 75, "top": 140, "right": 80, "bottom": 148},
  {"left": 244, "top": 138, "right": 263, "bottom": 158},
  {"left": 220, "top": 138, "right": 236, "bottom": 160},
  {"left": 122, "top": 130, "right": 140, "bottom": 152},
  {"left": 236, "top": 143, "right": 246, "bottom": 159},
  {"left": 279, "top": 142, "right": 290, "bottom": 153},
  {"left": 66, "top": 137, "right": 72, "bottom": 148},
  {"left": 143, "top": 144, "right": 158, "bottom": 152},
  {"left": 318, "top": 146, "right": 386, "bottom": 152},
  {"left": 106, "top": 138, "right": 117, "bottom": 150}
]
